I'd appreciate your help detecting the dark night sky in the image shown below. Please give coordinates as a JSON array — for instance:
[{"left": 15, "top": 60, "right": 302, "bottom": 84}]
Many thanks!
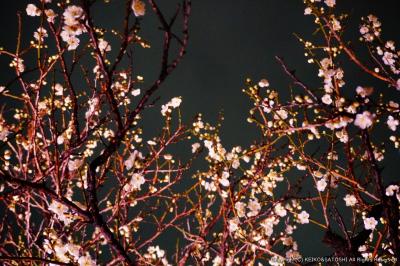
[{"left": 1, "top": 0, "right": 399, "bottom": 258}]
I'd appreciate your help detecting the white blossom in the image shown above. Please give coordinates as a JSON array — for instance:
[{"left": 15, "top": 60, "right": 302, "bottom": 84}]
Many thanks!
[
  {"left": 191, "top": 142, "right": 201, "bottom": 153},
  {"left": 354, "top": 111, "right": 374, "bottom": 129},
  {"left": 356, "top": 86, "right": 373, "bottom": 98},
  {"left": 385, "top": 185, "right": 399, "bottom": 196},
  {"left": 304, "top": 7, "right": 312, "bottom": 15},
  {"left": 235, "top": 201, "right": 246, "bottom": 218},
  {"left": 132, "top": 0, "right": 146, "bottom": 17},
  {"left": 297, "top": 210, "right": 309, "bottom": 224},
  {"left": 130, "top": 173, "right": 145, "bottom": 190},
  {"left": 258, "top": 79, "right": 270, "bottom": 88},
  {"left": 132, "top": 89, "right": 141, "bottom": 96},
  {"left": 161, "top": 97, "right": 182, "bottom": 116},
  {"left": 274, "top": 203, "right": 287, "bottom": 217},
  {"left": 98, "top": 39, "right": 111, "bottom": 53},
  {"left": 316, "top": 179, "right": 327, "bottom": 192},
  {"left": 26, "top": 4, "right": 41, "bottom": 16},
  {"left": 48, "top": 200, "right": 73, "bottom": 225},
  {"left": 78, "top": 254, "right": 96, "bottom": 266},
  {"left": 34, "top": 27, "right": 48, "bottom": 42},
  {"left": 45, "top": 9, "right": 57, "bottom": 23},
  {"left": 321, "top": 94, "right": 332, "bottom": 105},
  {"left": 324, "top": 0, "right": 336, "bottom": 7},
  {"left": 228, "top": 217, "right": 240, "bottom": 232},
  {"left": 343, "top": 194, "right": 357, "bottom": 207},
  {"left": 363, "top": 217, "right": 378, "bottom": 230},
  {"left": 387, "top": 116, "right": 399, "bottom": 131},
  {"left": 247, "top": 199, "right": 261, "bottom": 217}
]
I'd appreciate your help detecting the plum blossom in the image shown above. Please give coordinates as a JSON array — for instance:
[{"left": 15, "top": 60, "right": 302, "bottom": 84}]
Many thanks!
[
  {"left": 343, "top": 194, "right": 357, "bottom": 207},
  {"left": 61, "top": 5, "right": 86, "bottom": 50},
  {"left": 129, "top": 173, "right": 146, "bottom": 190},
  {"left": 321, "top": 94, "right": 332, "bottom": 105},
  {"left": 34, "top": 27, "right": 48, "bottom": 42},
  {"left": 325, "top": 116, "right": 353, "bottom": 130},
  {"left": 274, "top": 203, "right": 287, "bottom": 217},
  {"left": 387, "top": 116, "right": 399, "bottom": 131},
  {"left": 124, "top": 150, "right": 143, "bottom": 170},
  {"left": 304, "top": 7, "right": 312, "bottom": 15},
  {"left": 258, "top": 78, "right": 270, "bottom": 88},
  {"left": 132, "top": 0, "right": 146, "bottom": 17},
  {"left": 363, "top": 217, "right": 378, "bottom": 230},
  {"left": 274, "top": 109, "right": 288, "bottom": 120},
  {"left": 45, "top": 9, "right": 57, "bottom": 23},
  {"left": 161, "top": 97, "right": 182, "bottom": 116},
  {"left": 354, "top": 111, "right": 374, "bottom": 129},
  {"left": 247, "top": 199, "right": 261, "bottom": 217},
  {"left": 331, "top": 18, "right": 341, "bottom": 31},
  {"left": 10, "top": 57, "right": 25, "bottom": 73},
  {"left": 48, "top": 200, "right": 73, "bottom": 225},
  {"left": 26, "top": 4, "right": 41, "bottom": 16},
  {"left": 66, "top": 36, "right": 80, "bottom": 51},
  {"left": 219, "top": 171, "right": 230, "bottom": 187},
  {"left": 382, "top": 52, "right": 396, "bottom": 66},
  {"left": 335, "top": 128, "right": 349, "bottom": 143},
  {"left": 228, "top": 217, "right": 240, "bottom": 232},
  {"left": 297, "top": 210, "right": 309, "bottom": 224},
  {"left": 98, "top": 39, "right": 111, "bottom": 54},
  {"left": 235, "top": 201, "right": 246, "bottom": 218},
  {"left": 68, "top": 157, "right": 83, "bottom": 171},
  {"left": 356, "top": 86, "right": 373, "bottom": 98},
  {"left": 385, "top": 185, "right": 399, "bottom": 196},
  {"left": 77, "top": 253, "right": 96, "bottom": 266},
  {"left": 316, "top": 178, "right": 327, "bottom": 192},
  {"left": 324, "top": 0, "right": 336, "bottom": 8},
  {"left": 191, "top": 142, "right": 201, "bottom": 153},
  {"left": 54, "top": 83, "right": 64, "bottom": 96}
]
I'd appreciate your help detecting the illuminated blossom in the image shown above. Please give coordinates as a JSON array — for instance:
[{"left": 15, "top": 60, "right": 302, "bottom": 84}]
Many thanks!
[
  {"left": 363, "top": 217, "right": 378, "bottom": 230},
  {"left": 387, "top": 116, "right": 399, "bottom": 131},
  {"left": 132, "top": 0, "right": 146, "bottom": 17},
  {"left": 324, "top": 0, "right": 336, "bottom": 8},
  {"left": 48, "top": 200, "right": 73, "bottom": 225},
  {"left": 161, "top": 97, "right": 182, "bottom": 116},
  {"left": 316, "top": 179, "right": 327, "bottom": 192},
  {"left": 34, "top": 27, "right": 48, "bottom": 42},
  {"left": 321, "top": 94, "right": 332, "bottom": 105},
  {"left": 26, "top": 4, "right": 41, "bottom": 16},
  {"left": 228, "top": 217, "right": 240, "bottom": 232},
  {"left": 191, "top": 142, "right": 201, "bottom": 153},
  {"left": 98, "top": 39, "right": 111, "bottom": 53},
  {"left": 45, "top": 9, "right": 57, "bottom": 23},
  {"left": 297, "top": 211, "right": 309, "bottom": 224},
  {"left": 385, "top": 185, "right": 399, "bottom": 196},
  {"left": 124, "top": 150, "right": 142, "bottom": 171},
  {"left": 354, "top": 111, "right": 374, "bottom": 129},
  {"left": 68, "top": 157, "right": 83, "bottom": 171},
  {"left": 258, "top": 79, "right": 270, "bottom": 88},
  {"left": 356, "top": 86, "right": 373, "bottom": 98},
  {"left": 69, "top": 36, "right": 81, "bottom": 50},
  {"left": 343, "top": 194, "right": 357, "bottom": 207},
  {"left": 247, "top": 199, "right": 261, "bottom": 217},
  {"left": 234, "top": 201, "right": 246, "bottom": 218},
  {"left": 78, "top": 254, "right": 96, "bottom": 266},
  {"left": 274, "top": 203, "right": 287, "bottom": 217},
  {"left": 130, "top": 173, "right": 145, "bottom": 190}
]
